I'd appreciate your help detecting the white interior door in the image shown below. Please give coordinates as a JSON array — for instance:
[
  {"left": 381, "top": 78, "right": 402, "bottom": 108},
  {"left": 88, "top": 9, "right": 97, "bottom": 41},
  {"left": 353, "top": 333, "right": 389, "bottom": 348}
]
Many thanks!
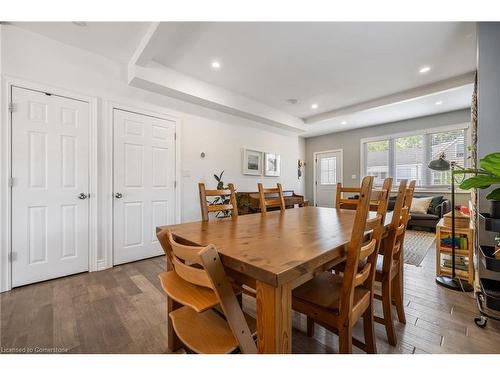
[
  {"left": 113, "top": 109, "right": 176, "bottom": 265},
  {"left": 315, "top": 150, "right": 343, "bottom": 207},
  {"left": 11, "top": 86, "right": 90, "bottom": 287}
]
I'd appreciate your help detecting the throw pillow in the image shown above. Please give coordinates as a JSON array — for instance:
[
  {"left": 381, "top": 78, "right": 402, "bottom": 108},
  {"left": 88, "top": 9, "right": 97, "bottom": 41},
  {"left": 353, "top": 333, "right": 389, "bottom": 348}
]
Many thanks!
[
  {"left": 428, "top": 196, "right": 444, "bottom": 213},
  {"left": 410, "top": 197, "right": 433, "bottom": 214}
]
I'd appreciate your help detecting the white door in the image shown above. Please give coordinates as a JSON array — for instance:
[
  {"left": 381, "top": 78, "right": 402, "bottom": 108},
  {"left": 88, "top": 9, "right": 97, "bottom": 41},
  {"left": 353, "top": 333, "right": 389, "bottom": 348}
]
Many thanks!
[
  {"left": 315, "top": 150, "right": 342, "bottom": 207},
  {"left": 113, "top": 109, "right": 176, "bottom": 265},
  {"left": 11, "top": 86, "right": 90, "bottom": 287}
]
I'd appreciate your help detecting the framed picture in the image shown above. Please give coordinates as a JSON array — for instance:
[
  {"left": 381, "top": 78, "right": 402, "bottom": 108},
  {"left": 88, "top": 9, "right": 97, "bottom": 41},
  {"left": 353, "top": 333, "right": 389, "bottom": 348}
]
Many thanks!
[
  {"left": 242, "top": 149, "right": 263, "bottom": 175},
  {"left": 264, "top": 152, "right": 281, "bottom": 177}
]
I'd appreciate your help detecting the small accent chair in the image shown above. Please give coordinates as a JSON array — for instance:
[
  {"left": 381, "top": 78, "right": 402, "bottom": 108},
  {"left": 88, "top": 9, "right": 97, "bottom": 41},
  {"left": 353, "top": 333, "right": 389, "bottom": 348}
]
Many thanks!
[
  {"left": 335, "top": 178, "right": 393, "bottom": 211},
  {"left": 157, "top": 229, "right": 257, "bottom": 354},
  {"left": 257, "top": 183, "right": 286, "bottom": 213},
  {"left": 374, "top": 179, "right": 415, "bottom": 346},
  {"left": 292, "top": 176, "right": 389, "bottom": 354},
  {"left": 198, "top": 182, "right": 238, "bottom": 221}
]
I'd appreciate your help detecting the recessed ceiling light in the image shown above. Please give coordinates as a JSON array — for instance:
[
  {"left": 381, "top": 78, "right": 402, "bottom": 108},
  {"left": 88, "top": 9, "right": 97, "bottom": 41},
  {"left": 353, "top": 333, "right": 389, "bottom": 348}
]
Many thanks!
[
  {"left": 311, "top": 104, "right": 318, "bottom": 109},
  {"left": 285, "top": 99, "right": 298, "bottom": 105},
  {"left": 211, "top": 61, "right": 221, "bottom": 70},
  {"left": 72, "top": 21, "right": 87, "bottom": 27},
  {"left": 435, "top": 101, "right": 443, "bottom": 105},
  {"left": 419, "top": 66, "right": 431, "bottom": 74},
  {"left": 341, "top": 121, "right": 347, "bottom": 125}
]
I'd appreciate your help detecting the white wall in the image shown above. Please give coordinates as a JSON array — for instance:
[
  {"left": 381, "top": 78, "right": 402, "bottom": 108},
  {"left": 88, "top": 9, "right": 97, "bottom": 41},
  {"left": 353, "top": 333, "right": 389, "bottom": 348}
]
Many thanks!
[{"left": 0, "top": 25, "right": 305, "bottom": 272}]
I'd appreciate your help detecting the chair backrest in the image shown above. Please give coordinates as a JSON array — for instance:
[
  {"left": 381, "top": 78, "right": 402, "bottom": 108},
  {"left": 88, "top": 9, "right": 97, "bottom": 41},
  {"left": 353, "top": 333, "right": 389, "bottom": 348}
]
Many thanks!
[
  {"left": 157, "top": 229, "right": 257, "bottom": 354},
  {"left": 380, "top": 179, "right": 416, "bottom": 273},
  {"left": 338, "top": 175, "right": 390, "bottom": 320},
  {"left": 257, "top": 183, "right": 286, "bottom": 213},
  {"left": 336, "top": 178, "right": 392, "bottom": 211},
  {"left": 199, "top": 182, "right": 239, "bottom": 221}
]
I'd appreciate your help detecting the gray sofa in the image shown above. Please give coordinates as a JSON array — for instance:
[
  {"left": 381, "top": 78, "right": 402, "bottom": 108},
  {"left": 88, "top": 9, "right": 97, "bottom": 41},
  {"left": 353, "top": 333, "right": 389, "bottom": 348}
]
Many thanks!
[{"left": 387, "top": 195, "right": 451, "bottom": 231}]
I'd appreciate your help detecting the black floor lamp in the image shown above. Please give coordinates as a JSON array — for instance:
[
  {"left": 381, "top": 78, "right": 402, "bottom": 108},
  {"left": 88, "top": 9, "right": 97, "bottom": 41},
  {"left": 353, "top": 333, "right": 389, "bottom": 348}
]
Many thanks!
[{"left": 428, "top": 152, "right": 474, "bottom": 292}]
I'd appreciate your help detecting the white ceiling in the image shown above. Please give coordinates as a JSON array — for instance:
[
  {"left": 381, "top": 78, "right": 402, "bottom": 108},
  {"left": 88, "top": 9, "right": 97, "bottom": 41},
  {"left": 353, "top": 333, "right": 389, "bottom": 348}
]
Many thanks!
[
  {"left": 11, "top": 22, "right": 151, "bottom": 63},
  {"left": 11, "top": 22, "right": 476, "bottom": 136},
  {"left": 304, "top": 84, "right": 473, "bottom": 137},
  {"left": 151, "top": 22, "right": 476, "bottom": 119}
]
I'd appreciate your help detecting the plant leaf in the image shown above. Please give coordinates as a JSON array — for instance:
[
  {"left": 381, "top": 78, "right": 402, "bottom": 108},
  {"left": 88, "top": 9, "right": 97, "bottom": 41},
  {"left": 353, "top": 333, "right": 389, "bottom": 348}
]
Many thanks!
[
  {"left": 487, "top": 188, "right": 500, "bottom": 201},
  {"left": 214, "top": 174, "right": 220, "bottom": 182},
  {"left": 217, "top": 181, "right": 224, "bottom": 190},
  {"left": 459, "top": 175, "right": 500, "bottom": 190},
  {"left": 480, "top": 153, "right": 500, "bottom": 176}
]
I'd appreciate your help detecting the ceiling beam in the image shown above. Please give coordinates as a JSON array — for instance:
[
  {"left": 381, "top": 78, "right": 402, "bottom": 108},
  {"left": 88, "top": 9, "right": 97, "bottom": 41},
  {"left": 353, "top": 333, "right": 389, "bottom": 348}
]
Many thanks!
[
  {"left": 128, "top": 62, "right": 307, "bottom": 132},
  {"left": 128, "top": 22, "right": 161, "bottom": 67},
  {"left": 304, "top": 72, "right": 475, "bottom": 124}
]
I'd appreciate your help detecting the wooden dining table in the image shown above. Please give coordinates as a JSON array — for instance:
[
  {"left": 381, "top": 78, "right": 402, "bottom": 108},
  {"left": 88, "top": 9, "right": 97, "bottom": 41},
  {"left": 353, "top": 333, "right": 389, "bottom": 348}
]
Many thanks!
[{"left": 157, "top": 206, "right": 392, "bottom": 354}]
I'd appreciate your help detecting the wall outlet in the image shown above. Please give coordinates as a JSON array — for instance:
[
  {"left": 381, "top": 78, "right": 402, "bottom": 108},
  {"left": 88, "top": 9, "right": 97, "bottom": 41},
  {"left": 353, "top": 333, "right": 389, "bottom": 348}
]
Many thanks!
[{"left": 351, "top": 174, "right": 357, "bottom": 179}]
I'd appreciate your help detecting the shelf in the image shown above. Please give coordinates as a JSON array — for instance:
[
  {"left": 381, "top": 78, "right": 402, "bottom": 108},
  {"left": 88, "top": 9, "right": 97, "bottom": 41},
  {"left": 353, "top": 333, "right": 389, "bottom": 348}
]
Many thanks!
[
  {"left": 439, "top": 267, "right": 470, "bottom": 280},
  {"left": 479, "top": 212, "right": 500, "bottom": 232},
  {"left": 438, "top": 247, "right": 470, "bottom": 256}
]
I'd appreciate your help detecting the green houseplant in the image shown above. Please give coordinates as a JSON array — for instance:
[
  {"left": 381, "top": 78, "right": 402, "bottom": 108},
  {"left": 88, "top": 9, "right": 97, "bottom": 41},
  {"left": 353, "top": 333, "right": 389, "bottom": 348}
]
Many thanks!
[
  {"left": 211, "top": 171, "right": 232, "bottom": 218},
  {"left": 458, "top": 152, "right": 500, "bottom": 218}
]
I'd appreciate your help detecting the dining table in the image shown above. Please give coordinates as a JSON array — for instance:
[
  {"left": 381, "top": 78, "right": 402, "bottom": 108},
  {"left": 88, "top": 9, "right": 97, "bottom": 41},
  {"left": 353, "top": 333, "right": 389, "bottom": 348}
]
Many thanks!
[{"left": 157, "top": 206, "right": 392, "bottom": 354}]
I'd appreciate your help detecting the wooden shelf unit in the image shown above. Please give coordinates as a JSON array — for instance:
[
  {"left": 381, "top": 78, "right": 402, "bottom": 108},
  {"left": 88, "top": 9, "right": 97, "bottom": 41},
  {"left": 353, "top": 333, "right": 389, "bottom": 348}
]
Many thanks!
[{"left": 436, "top": 218, "right": 474, "bottom": 284}]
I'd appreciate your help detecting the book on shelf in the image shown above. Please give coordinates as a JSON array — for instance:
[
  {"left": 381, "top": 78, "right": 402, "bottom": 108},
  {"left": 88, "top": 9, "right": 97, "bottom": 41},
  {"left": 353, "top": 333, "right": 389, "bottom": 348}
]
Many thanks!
[
  {"left": 440, "top": 233, "right": 468, "bottom": 250},
  {"left": 442, "top": 255, "right": 468, "bottom": 271}
]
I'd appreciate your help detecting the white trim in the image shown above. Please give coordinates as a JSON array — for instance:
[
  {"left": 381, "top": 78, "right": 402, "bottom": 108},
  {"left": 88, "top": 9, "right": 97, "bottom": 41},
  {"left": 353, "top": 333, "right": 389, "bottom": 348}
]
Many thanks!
[
  {"left": 360, "top": 122, "right": 470, "bottom": 187},
  {"left": 102, "top": 100, "right": 181, "bottom": 271},
  {"left": 359, "top": 122, "right": 469, "bottom": 145},
  {"left": 0, "top": 75, "right": 98, "bottom": 292},
  {"left": 313, "top": 149, "right": 343, "bottom": 207}
]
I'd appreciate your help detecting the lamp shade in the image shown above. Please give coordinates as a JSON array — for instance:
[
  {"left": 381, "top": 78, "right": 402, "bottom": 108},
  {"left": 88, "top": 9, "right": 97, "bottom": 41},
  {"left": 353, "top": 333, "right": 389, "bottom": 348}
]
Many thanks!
[{"left": 428, "top": 153, "right": 451, "bottom": 171}]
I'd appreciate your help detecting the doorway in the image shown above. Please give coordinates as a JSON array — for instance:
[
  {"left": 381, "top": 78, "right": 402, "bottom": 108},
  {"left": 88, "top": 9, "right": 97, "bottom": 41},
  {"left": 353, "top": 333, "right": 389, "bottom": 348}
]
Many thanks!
[{"left": 314, "top": 149, "right": 343, "bottom": 207}]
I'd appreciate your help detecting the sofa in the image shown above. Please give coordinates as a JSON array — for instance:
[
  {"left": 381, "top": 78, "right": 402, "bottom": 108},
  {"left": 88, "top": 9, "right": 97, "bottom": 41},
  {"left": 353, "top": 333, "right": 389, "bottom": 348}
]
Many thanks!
[{"left": 387, "top": 195, "right": 451, "bottom": 231}]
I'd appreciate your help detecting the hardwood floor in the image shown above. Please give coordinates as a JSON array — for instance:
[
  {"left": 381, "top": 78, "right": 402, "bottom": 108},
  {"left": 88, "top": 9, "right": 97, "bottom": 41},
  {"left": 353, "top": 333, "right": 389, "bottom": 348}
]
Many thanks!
[{"left": 1, "top": 245, "right": 499, "bottom": 354}]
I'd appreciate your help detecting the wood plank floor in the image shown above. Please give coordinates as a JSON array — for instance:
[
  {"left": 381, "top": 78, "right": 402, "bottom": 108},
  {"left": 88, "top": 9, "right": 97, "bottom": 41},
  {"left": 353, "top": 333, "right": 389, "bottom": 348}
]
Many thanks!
[{"left": 1, "top": 245, "right": 500, "bottom": 354}]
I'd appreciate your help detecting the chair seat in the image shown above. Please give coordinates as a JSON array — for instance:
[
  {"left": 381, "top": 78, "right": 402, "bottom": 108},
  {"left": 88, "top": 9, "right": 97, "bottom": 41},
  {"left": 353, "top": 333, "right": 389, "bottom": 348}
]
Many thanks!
[
  {"left": 293, "top": 272, "right": 370, "bottom": 313},
  {"left": 159, "top": 271, "right": 219, "bottom": 312},
  {"left": 170, "top": 306, "right": 256, "bottom": 354}
]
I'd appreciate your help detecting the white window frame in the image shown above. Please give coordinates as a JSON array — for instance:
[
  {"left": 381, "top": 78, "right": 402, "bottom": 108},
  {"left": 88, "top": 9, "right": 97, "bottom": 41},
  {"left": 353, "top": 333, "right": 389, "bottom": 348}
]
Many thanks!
[{"left": 360, "top": 123, "right": 469, "bottom": 190}]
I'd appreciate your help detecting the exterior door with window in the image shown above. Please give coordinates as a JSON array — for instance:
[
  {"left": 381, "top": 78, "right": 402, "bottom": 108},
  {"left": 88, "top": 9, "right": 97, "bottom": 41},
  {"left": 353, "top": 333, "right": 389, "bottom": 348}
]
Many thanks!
[{"left": 315, "top": 150, "right": 342, "bottom": 207}]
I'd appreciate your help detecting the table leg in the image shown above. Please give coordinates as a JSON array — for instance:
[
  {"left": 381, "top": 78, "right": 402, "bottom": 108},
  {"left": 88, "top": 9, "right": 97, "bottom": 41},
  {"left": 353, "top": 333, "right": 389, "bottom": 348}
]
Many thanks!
[{"left": 256, "top": 280, "right": 292, "bottom": 353}]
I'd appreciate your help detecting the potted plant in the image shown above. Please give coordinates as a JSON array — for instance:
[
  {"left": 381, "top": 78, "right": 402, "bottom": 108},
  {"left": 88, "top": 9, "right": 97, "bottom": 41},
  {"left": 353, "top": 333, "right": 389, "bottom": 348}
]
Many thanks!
[
  {"left": 458, "top": 152, "right": 500, "bottom": 218},
  {"left": 211, "top": 171, "right": 232, "bottom": 218}
]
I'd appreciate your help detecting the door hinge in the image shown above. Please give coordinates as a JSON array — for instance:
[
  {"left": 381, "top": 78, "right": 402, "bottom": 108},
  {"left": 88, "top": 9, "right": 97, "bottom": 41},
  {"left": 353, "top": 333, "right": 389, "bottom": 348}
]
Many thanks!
[
  {"left": 8, "top": 102, "right": 17, "bottom": 113},
  {"left": 9, "top": 252, "right": 17, "bottom": 262},
  {"left": 8, "top": 177, "right": 14, "bottom": 187},
  {"left": 174, "top": 132, "right": 177, "bottom": 141},
  {"left": 174, "top": 181, "right": 177, "bottom": 188}
]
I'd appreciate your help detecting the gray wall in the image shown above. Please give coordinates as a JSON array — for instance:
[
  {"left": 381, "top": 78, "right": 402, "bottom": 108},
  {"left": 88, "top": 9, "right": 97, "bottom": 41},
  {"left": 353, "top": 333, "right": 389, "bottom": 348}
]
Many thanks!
[
  {"left": 477, "top": 22, "right": 500, "bottom": 245},
  {"left": 304, "top": 109, "right": 471, "bottom": 202}
]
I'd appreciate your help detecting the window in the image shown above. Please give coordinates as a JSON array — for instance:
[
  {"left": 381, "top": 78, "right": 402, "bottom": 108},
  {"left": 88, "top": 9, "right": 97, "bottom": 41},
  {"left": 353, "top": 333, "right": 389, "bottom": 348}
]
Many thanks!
[
  {"left": 395, "top": 135, "right": 423, "bottom": 186},
  {"left": 365, "top": 140, "right": 389, "bottom": 186},
  {"left": 430, "top": 129, "right": 466, "bottom": 186},
  {"left": 361, "top": 126, "right": 467, "bottom": 188},
  {"left": 320, "top": 157, "right": 337, "bottom": 185}
]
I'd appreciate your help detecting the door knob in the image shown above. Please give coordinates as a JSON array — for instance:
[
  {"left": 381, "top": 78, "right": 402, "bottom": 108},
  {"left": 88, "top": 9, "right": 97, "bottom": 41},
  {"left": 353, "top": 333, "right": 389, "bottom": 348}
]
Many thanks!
[
  {"left": 115, "top": 192, "right": 123, "bottom": 199},
  {"left": 78, "top": 193, "right": 88, "bottom": 199}
]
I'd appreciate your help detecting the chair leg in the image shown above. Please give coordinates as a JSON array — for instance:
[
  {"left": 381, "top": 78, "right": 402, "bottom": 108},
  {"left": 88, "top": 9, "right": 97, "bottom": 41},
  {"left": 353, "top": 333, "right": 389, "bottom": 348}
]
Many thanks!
[
  {"left": 306, "top": 317, "right": 315, "bottom": 337},
  {"left": 363, "top": 302, "right": 377, "bottom": 354},
  {"left": 382, "top": 278, "right": 397, "bottom": 346},
  {"left": 392, "top": 271, "right": 406, "bottom": 324},
  {"left": 338, "top": 324, "right": 353, "bottom": 354}
]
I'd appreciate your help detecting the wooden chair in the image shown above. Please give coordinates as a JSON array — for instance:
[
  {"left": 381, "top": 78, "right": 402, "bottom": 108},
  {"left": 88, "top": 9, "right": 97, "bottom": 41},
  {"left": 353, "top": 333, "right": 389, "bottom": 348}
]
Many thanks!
[
  {"left": 374, "top": 179, "right": 415, "bottom": 346},
  {"left": 335, "top": 178, "right": 393, "bottom": 211},
  {"left": 257, "top": 183, "right": 285, "bottom": 213},
  {"left": 292, "top": 175, "right": 389, "bottom": 354},
  {"left": 199, "top": 182, "right": 238, "bottom": 221},
  {"left": 157, "top": 228, "right": 257, "bottom": 354}
]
